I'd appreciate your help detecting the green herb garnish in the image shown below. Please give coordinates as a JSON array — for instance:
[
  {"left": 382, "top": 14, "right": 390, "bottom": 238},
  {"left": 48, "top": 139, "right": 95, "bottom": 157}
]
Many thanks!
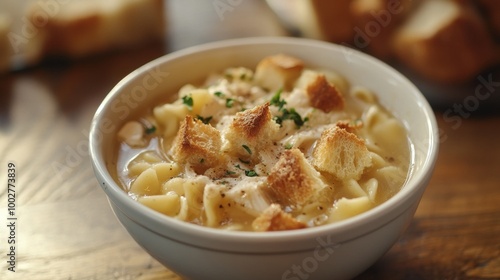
[
  {"left": 234, "top": 164, "right": 258, "bottom": 177},
  {"left": 214, "top": 91, "right": 224, "bottom": 98},
  {"left": 275, "top": 108, "right": 308, "bottom": 128},
  {"left": 196, "top": 115, "right": 213, "bottom": 124},
  {"left": 226, "top": 98, "right": 234, "bottom": 108},
  {"left": 182, "top": 95, "right": 193, "bottom": 110},
  {"left": 284, "top": 142, "right": 293, "bottom": 150},
  {"left": 244, "top": 170, "right": 258, "bottom": 177},
  {"left": 242, "top": 144, "right": 252, "bottom": 155},
  {"left": 270, "top": 88, "right": 286, "bottom": 111},
  {"left": 145, "top": 125, "right": 156, "bottom": 134}
]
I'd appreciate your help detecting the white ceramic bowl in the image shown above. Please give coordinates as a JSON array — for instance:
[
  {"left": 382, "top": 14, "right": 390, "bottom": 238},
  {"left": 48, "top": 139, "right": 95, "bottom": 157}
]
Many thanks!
[{"left": 90, "top": 37, "right": 439, "bottom": 280}]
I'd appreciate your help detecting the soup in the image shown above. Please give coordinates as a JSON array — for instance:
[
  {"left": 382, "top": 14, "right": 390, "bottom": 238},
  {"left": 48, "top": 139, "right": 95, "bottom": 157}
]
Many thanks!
[{"left": 112, "top": 54, "right": 411, "bottom": 231}]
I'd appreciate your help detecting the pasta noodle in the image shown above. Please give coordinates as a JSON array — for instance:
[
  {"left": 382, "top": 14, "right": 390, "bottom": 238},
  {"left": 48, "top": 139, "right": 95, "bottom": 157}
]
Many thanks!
[{"left": 112, "top": 54, "right": 411, "bottom": 231}]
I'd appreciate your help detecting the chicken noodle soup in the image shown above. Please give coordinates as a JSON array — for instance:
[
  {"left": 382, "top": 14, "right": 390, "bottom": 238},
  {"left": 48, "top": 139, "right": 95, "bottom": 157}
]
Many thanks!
[{"left": 113, "top": 54, "right": 411, "bottom": 231}]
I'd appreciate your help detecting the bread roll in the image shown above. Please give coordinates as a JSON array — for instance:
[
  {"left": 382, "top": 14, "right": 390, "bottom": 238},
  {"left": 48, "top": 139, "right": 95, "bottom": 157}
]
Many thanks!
[
  {"left": 26, "top": 0, "right": 165, "bottom": 58},
  {"left": 0, "top": 14, "right": 11, "bottom": 72},
  {"left": 350, "top": 0, "right": 416, "bottom": 58},
  {"left": 292, "top": 0, "right": 354, "bottom": 43},
  {"left": 474, "top": 0, "right": 500, "bottom": 38},
  {"left": 392, "top": 0, "right": 497, "bottom": 83}
]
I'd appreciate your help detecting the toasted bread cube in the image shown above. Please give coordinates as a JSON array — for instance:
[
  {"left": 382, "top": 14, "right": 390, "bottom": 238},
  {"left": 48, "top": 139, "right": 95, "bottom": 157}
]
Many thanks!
[
  {"left": 223, "top": 103, "right": 279, "bottom": 158},
  {"left": 254, "top": 54, "right": 304, "bottom": 92},
  {"left": 312, "top": 126, "right": 372, "bottom": 180},
  {"left": 306, "top": 75, "right": 344, "bottom": 112},
  {"left": 267, "top": 149, "right": 326, "bottom": 206},
  {"left": 252, "top": 204, "right": 307, "bottom": 231},
  {"left": 335, "top": 119, "right": 363, "bottom": 134},
  {"left": 171, "top": 115, "right": 223, "bottom": 173}
]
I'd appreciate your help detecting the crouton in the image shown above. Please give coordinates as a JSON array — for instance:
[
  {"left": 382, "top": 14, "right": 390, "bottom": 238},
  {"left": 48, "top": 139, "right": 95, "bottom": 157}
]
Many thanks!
[
  {"left": 254, "top": 54, "right": 304, "bottom": 92},
  {"left": 222, "top": 103, "right": 279, "bottom": 158},
  {"left": 171, "top": 115, "right": 223, "bottom": 173},
  {"left": 312, "top": 126, "right": 372, "bottom": 180},
  {"left": 267, "top": 148, "right": 326, "bottom": 206},
  {"left": 335, "top": 119, "right": 363, "bottom": 134},
  {"left": 252, "top": 204, "right": 307, "bottom": 231},
  {"left": 306, "top": 75, "right": 344, "bottom": 112}
]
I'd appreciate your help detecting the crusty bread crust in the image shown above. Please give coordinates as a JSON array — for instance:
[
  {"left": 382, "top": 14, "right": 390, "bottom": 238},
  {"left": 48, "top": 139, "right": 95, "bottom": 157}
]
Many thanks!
[
  {"left": 27, "top": 0, "right": 165, "bottom": 58},
  {"left": 306, "top": 74, "right": 345, "bottom": 113},
  {"left": 392, "top": 0, "right": 497, "bottom": 83},
  {"left": 0, "top": 14, "right": 11, "bottom": 72},
  {"left": 252, "top": 204, "right": 307, "bottom": 231}
]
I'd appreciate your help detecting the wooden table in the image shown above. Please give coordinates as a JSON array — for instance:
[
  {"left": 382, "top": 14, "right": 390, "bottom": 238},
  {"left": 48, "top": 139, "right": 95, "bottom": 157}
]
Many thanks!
[{"left": 1, "top": 1, "right": 499, "bottom": 279}]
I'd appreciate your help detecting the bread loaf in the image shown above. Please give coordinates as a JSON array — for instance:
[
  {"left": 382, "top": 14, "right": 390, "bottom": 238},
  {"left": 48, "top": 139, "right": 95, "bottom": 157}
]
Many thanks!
[
  {"left": 350, "top": 0, "right": 415, "bottom": 58},
  {"left": 0, "top": 0, "right": 165, "bottom": 72},
  {"left": 0, "top": 14, "right": 11, "bottom": 72},
  {"left": 270, "top": 0, "right": 500, "bottom": 83},
  {"left": 27, "top": 0, "right": 165, "bottom": 58},
  {"left": 392, "top": 0, "right": 497, "bottom": 83}
]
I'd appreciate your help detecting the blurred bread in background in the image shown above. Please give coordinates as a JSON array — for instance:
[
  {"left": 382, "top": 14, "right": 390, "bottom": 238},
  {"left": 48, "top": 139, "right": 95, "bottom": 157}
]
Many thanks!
[
  {"left": 393, "top": 0, "right": 497, "bottom": 83},
  {"left": 0, "top": 14, "right": 12, "bottom": 72},
  {"left": 351, "top": 0, "right": 415, "bottom": 59},
  {"left": 0, "top": 0, "right": 165, "bottom": 72},
  {"left": 475, "top": 0, "right": 500, "bottom": 37},
  {"left": 267, "top": 0, "right": 500, "bottom": 84}
]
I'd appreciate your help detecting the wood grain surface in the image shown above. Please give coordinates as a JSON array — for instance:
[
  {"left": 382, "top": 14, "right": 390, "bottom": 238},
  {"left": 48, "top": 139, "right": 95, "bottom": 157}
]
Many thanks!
[{"left": 1, "top": 1, "right": 499, "bottom": 279}]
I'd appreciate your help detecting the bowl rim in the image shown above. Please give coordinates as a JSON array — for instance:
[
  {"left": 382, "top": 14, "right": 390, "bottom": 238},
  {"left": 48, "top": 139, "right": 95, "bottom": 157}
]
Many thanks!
[{"left": 90, "top": 36, "right": 439, "bottom": 247}]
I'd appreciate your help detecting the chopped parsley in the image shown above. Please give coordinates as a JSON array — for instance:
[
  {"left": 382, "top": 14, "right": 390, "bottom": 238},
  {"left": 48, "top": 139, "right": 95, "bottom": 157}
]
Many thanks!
[
  {"left": 234, "top": 164, "right": 259, "bottom": 177},
  {"left": 225, "top": 170, "right": 236, "bottom": 176},
  {"left": 145, "top": 125, "right": 156, "bottom": 134},
  {"left": 270, "top": 88, "right": 308, "bottom": 128},
  {"left": 242, "top": 144, "right": 252, "bottom": 154},
  {"left": 270, "top": 88, "right": 286, "bottom": 111},
  {"left": 284, "top": 142, "right": 293, "bottom": 150},
  {"left": 225, "top": 98, "right": 234, "bottom": 108},
  {"left": 182, "top": 95, "right": 193, "bottom": 110},
  {"left": 274, "top": 108, "right": 308, "bottom": 128},
  {"left": 244, "top": 170, "right": 258, "bottom": 177},
  {"left": 214, "top": 91, "right": 224, "bottom": 98},
  {"left": 196, "top": 115, "right": 213, "bottom": 124}
]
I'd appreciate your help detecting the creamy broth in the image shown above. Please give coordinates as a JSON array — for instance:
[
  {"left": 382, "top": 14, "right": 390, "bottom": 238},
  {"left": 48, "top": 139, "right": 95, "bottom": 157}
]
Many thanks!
[{"left": 112, "top": 54, "right": 411, "bottom": 231}]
